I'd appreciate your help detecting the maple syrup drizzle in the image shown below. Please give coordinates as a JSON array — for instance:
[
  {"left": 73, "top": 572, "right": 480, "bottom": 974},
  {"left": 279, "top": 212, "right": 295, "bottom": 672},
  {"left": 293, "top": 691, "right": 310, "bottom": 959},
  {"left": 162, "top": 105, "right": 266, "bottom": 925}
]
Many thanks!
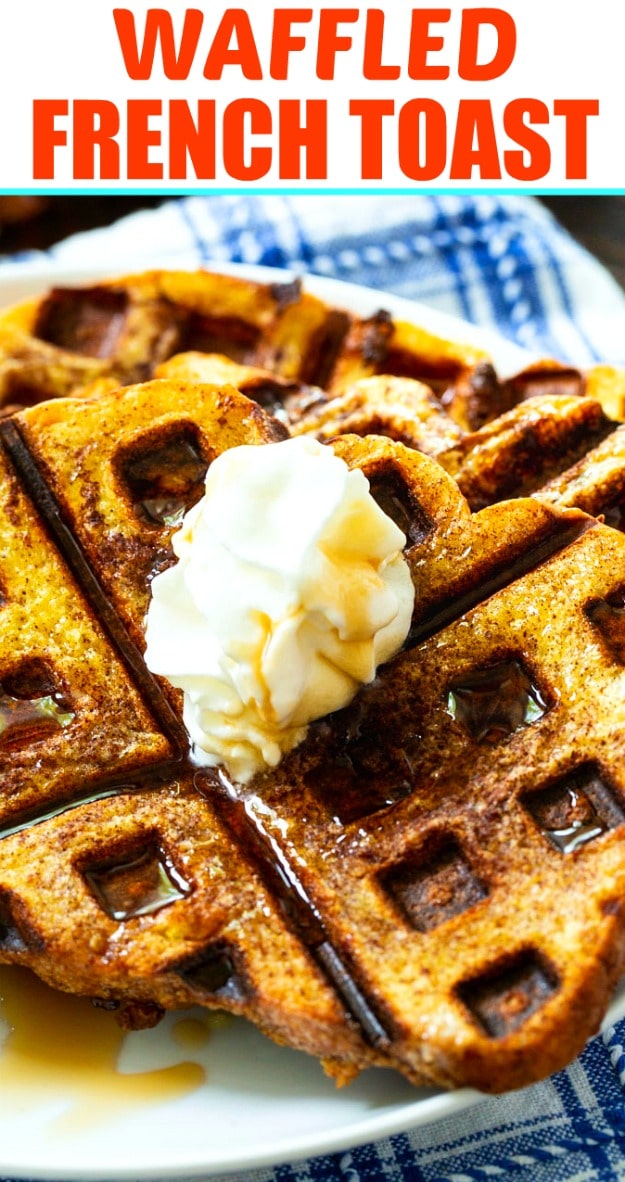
[
  {"left": 84, "top": 845, "right": 191, "bottom": 921},
  {"left": 543, "top": 818, "right": 606, "bottom": 854},
  {"left": 0, "top": 966, "right": 206, "bottom": 1133},
  {"left": 0, "top": 691, "right": 74, "bottom": 745},
  {"left": 171, "top": 1016, "right": 215, "bottom": 1051},
  {"left": 538, "top": 786, "right": 608, "bottom": 854},
  {"left": 446, "top": 660, "right": 551, "bottom": 744},
  {"left": 204, "top": 770, "right": 391, "bottom": 1050}
]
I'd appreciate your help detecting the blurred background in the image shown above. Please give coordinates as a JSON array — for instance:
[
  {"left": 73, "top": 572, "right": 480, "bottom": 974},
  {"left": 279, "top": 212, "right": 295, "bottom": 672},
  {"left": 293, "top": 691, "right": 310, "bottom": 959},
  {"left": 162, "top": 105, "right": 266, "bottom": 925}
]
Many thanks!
[{"left": 0, "top": 195, "right": 623, "bottom": 291}]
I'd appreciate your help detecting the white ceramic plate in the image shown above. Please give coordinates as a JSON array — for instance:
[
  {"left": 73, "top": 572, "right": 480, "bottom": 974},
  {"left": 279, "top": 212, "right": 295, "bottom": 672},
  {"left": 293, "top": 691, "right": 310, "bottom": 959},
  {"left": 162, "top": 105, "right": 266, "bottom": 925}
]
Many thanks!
[{"left": 0, "top": 259, "right": 619, "bottom": 1182}]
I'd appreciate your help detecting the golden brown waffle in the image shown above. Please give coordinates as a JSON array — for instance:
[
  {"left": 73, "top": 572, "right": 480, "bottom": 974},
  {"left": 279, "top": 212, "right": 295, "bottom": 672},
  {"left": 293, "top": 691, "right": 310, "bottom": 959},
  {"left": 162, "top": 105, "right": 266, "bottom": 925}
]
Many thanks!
[
  {"left": 283, "top": 359, "right": 625, "bottom": 525},
  {"left": 0, "top": 382, "right": 384, "bottom": 1085},
  {"left": 0, "top": 776, "right": 375, "bottom": 1078},
  {"left": 439, "top": 394, "right": 617, "bottom": 511},
  {"left": 169, "top": 355, "right": 625, "bottom": 534},
  {"left": 154, "top": 347, "right": 625, "bottom": 467},
  {"left": 499, "top": 358, "right": 625, "bottom": 422},
  {"left": 0, "top": 445, "right": 173, "bottom": 826},
  {"left": 5, "top": 268, "right": 625, "bottom": 1091},
  {"left": 412, "top": 389, "right": 625, "bottom": 531},
  {"left": 222, "top": 436, "right": 625, "bottom": 1092},
  {"left": 14, "top": 376, "right": 288, "bottom": 650},
  {"left": 154, "top": 350, "right": 328, "bottom": 429},
  {"left": 0, "top": 269, "right": 496, "bottom": 426},
  {"left": 4, "top": 374, "right": 625, "bottom": 1093},
  {"left": 155, "top": 352, "right": 464, "bottom": 455},
  {"left": 5, "top": 261, "right": 625, "bottom": 453},
  {"left": 5, "top": 268, "right": 625, "bottom": 444}
]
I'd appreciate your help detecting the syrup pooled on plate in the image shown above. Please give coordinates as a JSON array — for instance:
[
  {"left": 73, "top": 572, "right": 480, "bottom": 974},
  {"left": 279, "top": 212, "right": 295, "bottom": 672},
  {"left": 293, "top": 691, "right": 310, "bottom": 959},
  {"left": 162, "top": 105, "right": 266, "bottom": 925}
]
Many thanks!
[{"left": 0, "top": 966, "right": 207, "bottom": 1132}]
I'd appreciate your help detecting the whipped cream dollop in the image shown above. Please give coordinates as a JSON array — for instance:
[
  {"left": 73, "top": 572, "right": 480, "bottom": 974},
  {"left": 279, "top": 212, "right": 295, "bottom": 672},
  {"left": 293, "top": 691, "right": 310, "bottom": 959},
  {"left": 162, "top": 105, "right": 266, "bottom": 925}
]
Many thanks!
[{"left": 144, "top": 436, "right": 415, "bottom": 783}]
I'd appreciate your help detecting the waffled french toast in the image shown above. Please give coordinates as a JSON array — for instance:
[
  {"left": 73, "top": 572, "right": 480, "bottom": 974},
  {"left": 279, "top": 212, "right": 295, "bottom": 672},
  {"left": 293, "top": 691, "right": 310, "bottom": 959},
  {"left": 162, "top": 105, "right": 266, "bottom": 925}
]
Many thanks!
[
  {"left": 0, "top": 268, "right": 495, "bottom": 426},
  {"left": 165, "top": 340, "right": 625, "bottom": 525},
  {"left": 0, "top": 382, "right": 383, "bottom": 1084},
  {"left": 1, "top": 269, "right": 625, "bottom": 1095},
  {"left": 0, "top": 369, "right": 624, "bottom": 1092}
]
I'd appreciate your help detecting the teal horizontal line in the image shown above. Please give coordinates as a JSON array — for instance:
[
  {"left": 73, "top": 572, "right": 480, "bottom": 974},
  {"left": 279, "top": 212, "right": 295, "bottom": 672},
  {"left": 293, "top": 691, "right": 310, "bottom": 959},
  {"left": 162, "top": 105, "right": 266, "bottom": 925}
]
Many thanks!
[{"left": 1, "top": 186, "right": 625, "bottom": 196}]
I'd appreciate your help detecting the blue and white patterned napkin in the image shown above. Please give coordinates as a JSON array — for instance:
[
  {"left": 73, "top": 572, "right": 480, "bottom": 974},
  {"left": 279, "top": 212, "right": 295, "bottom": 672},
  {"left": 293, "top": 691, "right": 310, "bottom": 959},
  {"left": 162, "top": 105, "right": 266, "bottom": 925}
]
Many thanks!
[
  {"left": 5, "top": 193, "right": 625, "bottom": 370},
  {"left": 4, "top": 193, "right": 625, "bottom": 1182}
]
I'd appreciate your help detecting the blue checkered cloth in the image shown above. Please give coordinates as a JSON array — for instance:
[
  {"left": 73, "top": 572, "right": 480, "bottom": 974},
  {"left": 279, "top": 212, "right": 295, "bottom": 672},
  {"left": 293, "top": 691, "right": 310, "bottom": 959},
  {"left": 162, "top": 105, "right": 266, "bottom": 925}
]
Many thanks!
[
  {"left": 6, "top": 194, "right": 625, "bottom": 370},
  {"left": 4, "top": 194, "right": 625, "bottom": 1182}
]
